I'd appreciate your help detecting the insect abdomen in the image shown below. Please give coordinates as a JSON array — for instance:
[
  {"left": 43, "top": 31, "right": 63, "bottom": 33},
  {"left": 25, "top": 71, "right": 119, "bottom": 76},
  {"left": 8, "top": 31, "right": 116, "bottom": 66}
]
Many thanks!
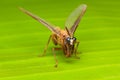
[{"left": 52, "top": 34, "right": 58, "bottom": 45}]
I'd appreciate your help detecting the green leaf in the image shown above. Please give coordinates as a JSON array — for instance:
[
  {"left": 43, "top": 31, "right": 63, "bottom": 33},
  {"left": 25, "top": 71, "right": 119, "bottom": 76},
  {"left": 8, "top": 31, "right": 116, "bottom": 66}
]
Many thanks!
[{"left": 0, "top": 0, "right": 120, "bottom": 80}]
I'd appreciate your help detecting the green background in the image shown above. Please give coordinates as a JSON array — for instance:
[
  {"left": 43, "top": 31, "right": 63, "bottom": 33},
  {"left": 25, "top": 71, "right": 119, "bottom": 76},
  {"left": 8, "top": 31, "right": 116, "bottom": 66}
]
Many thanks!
[{"left": 0, "top": 0, "right": 120, "bottom": 80}]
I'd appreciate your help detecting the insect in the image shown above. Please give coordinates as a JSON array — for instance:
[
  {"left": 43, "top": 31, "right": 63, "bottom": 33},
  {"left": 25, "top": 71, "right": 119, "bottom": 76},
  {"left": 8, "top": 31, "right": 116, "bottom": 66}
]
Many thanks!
[{"left": 19, "top": 4, "right": 87, "bottom": 67}]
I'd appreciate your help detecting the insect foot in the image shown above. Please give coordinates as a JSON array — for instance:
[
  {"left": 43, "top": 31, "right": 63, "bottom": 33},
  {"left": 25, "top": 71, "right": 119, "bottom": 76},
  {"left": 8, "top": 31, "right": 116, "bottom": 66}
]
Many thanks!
[
  {"left": 38, "top": 54, "right": 45, "bottom": 57},
  {"left": 75, "top": 56, "right": 80, "bottom": 59},
  {"left": 54, "top": 64, "right": 58, "bottom": 68}
]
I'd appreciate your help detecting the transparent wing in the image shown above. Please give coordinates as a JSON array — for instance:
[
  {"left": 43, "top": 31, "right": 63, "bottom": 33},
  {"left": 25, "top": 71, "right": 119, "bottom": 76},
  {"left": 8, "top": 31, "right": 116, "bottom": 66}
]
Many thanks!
[
  {"left": 65, "top": 4, "right": 87, "bottom": 36},
  {"left": 19, "top": 7, "right": 60, "bottom": 35}
]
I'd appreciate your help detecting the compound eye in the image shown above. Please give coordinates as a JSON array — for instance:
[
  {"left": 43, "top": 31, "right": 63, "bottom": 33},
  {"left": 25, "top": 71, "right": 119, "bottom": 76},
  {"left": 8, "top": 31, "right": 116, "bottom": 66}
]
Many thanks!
[
  {"left": 66, "top": 37, "right": 71, "bottom": 43},
  {"left": 72, "top": 37, "right": 76, "bottom": 41}
]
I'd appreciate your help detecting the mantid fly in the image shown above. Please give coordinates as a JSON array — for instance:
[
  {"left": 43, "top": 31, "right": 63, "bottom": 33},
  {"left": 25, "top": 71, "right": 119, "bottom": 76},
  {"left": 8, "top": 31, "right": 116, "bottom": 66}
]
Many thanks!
[{"left": 19, "top": 4, "right": 87, "bottom": 67}]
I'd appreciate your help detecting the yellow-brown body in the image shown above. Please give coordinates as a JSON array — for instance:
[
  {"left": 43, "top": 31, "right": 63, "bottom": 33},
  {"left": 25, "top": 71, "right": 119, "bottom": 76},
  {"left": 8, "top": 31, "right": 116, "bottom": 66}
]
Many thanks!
[{"left": 51, "top": 27, "right": 77, "bottom": 57}]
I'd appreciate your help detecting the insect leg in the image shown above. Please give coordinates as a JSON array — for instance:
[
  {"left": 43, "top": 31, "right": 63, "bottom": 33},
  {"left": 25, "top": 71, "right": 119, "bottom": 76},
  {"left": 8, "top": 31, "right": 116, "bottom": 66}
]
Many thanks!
[
  {"left": 65, "top": 45, "right": 70, "bottom": 57},
  {"left": 39, "top": 35, "right": 52, "bottom": 57},
  {"left": 53, "top": 47, "right": 62, "bottom": 50},
  {"left": 74, "top": 41, "right": 80, "bottom": 59},
  {"left": 52, "top": 47, "right": 60, "bottom": 67}
]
